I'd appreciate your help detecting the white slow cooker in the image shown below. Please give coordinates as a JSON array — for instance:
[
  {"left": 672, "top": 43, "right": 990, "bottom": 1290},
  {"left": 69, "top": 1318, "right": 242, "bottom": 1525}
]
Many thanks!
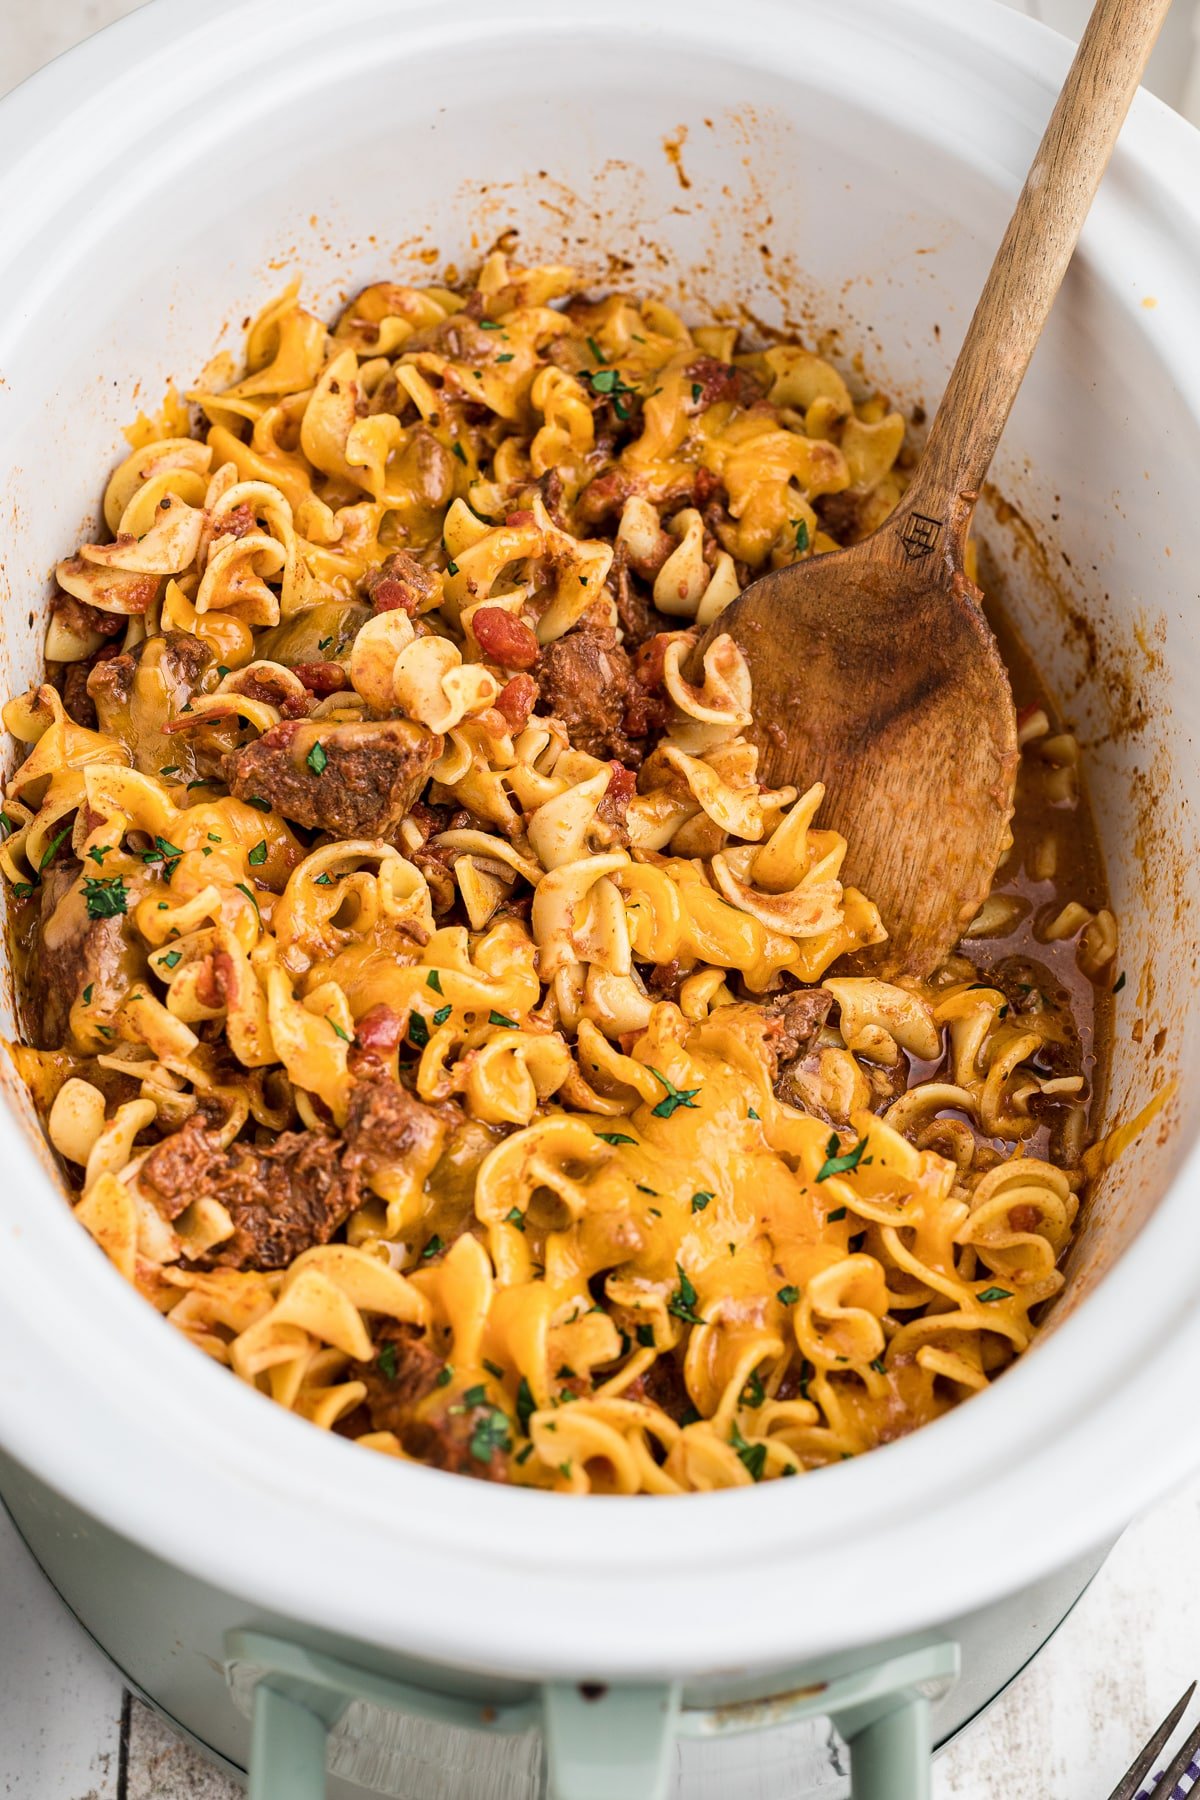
[{"left": 0, "top": 1, "right": 1198, "bottom": 1795}]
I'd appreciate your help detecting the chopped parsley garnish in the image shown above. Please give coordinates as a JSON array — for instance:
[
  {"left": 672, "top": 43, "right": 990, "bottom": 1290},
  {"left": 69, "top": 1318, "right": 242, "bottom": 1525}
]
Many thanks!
[
  {"left": 798, "top": 1358, "right": 814, "bottom": 1400},
  {"left": 483, "top": 1359, "right": 506, "bottom": 1380},
  {"left": 827, "top": 1206, "right": 847, "bottom": 1222},
  {"left": 378, "top": 1343, "right": 399, "bottom": 1381},
  {"left": 313, "top": 872, "right": 332, "bottom": 886},
  {"left": 446, "top": 560, "right": 460, "bottom": 576},
  {"left": 82, "top": 984, "right": 94, "bottom": 1005},
  {"left": 586, "top": 335, "right": 605, "bottom": 363},
  {"left": 235, "top": 882, "right": 260, "bottom": 917},
  {"left": 496, "top": 352, "right": 514, "bottom": 363},
  {"left": 160, "top": 949, "right": 182, "bottom": 970},
  {"left": 1113, "top": 971, "right": 1127, "bottom": 994},
  {"left": 468, "top": 1408, "right": 511, "bottom": 1463},
  {"left": 317, "top": 637, "right": 334, "bottom": 653},
  {"left": 82, "top": 875, "right": 128, "bottom": 919},
  {"left": 435, "top": 1364, "right": 453, "bottom": 1388},
  {"left": 328, "top": 1017, "right": 351, "bottom": 1042},
  {"left": 516, "top": 1377, "right": 536, "bottom": 1433},
  {"left": 247, "top": 840, "right": 267, "bottom": 866},
  {"left": 748, "top": 1107, "right": 760, "bottom": 1121},
  {"left": 636, "top": 1184, "right": 658, "bottom": 1196},
  {"left": 668, "top": 1263, "right": 704, "bottom": 1326},
  {"left": 635, "top": 1323, "right": 656, "bottom": 1348},
  {"left": 37, "top": 824, "right": 71, "bottom": 872},
  {"left": 870, "top": 1357, "right": 887, "bottom": 1375},
  {"left": 96, "top": 1025, "right": 113, "bottom": 1038},
  {"left": 152, "top": 835, "right": 184, "bottom": 865},
  {"left": 556, "top": 1364, "right": 576, "bottom": 1381},
  {"left": 160, "top": 764, "right": 180, "bottom": 777},
  {"left": 421, "top": 1234, "right": 444, "bottom": 1260},
  {"left": 186, "top": 778, "right": 218, "bottom": 791},
  {"left": 409, "top": 1011, "right": 430, "bottom": 1048},
  {"left": 451, "top": 441, "right": 467, "bottom": 465},
  {"left": 691, "top": 382, "right": 703, "bottom": 403},
  {"left": 793, "top": 517, "right": 810, "bottom": 554},
  {"left": 741, "top": 1367, "right": 765, "bottom": 1408},
  {"left": 691, "top": 1190, "right": 714, "bottom": 1213},
  {"left": 515, "top": 1443, "right": 534, "bottom": 1466},
  {"left": 586, "top": 365, "right": 638, "bottom": 419},
  {"left": 426, "top": 970, "right": 442, "bottom": 993},
  {"left": 246, "top": 794, "right": 271, "bottom": 811},
  {"left": 305, "top": 741, "right": 328, "bottom": 776},
  {"left": 648, "top": 1067, "right": 701, "bottom": 1119},
  {"left": 479, "top": 320, "right": 502, "bottom": 330},
  {"left": 488, "top": 1010, "right": 518, "bottom": 1028},
  {"left": 505, "top": 1205, "right": 526, "bottom": 1232},
  {"left": 0, "top": 812, "right": 12, "bottom": 835},
  {"left": 432, "top": 1005, "right": 452, "bottom": 1027},
  {"left": 596, "top": 1131, "right": 637, "bottom": 1146},
  {"left": 978, "top": 1286, "right": 1013, "bottom": 1303},
  {"left": 731, "top": 1421, "right": 766, "bottom": 1482},
  {"left": 207, "top": 832, "right": 222, "bottom": 844},
  {"left": 816, "top": 1132, "right": 871, "bottom": 1182},
  {"left": 776, "top": 1284, "right": 801, "bottom": 1306}
]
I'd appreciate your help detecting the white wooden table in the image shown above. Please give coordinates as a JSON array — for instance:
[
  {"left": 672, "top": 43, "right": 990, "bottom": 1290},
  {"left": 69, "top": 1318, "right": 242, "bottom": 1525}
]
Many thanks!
[{"left": 3, "top": 3, "right": 1199, "bottom": 1796}]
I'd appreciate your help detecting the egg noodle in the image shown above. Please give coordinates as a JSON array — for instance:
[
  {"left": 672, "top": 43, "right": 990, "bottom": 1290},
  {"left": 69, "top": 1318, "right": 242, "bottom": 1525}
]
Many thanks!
[{"left": 1, "top": 256, "right": 1115, "bottom": 1491}]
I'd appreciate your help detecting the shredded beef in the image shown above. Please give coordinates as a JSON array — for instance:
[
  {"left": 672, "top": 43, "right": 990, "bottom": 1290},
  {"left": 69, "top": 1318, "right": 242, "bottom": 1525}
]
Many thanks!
[
  {"left": 349, "top": 1320, "right": 509, "bottom": 1481},
  {"left": 141, "top": 1116, "right": 357, "bottom": 1269},
  {"left": 225, "top": 718, "right": 441, "bottom": 837},
  {"left": 26, "top": 864, "right": 141, "bottom": 1051},
  {"left": 361, "top": 550, "right": 440, "bottom": 616},
  {"left": 609, "top": 554, "right": 674, "bottom": 653},
  {"left": 51, "top": 593, "right": 127, "bottom": 644},
  {"left": 535, "top": 622, "right": 637, "bottom": 762},
  {"left": 343, "top": 1069, "right": 446, "bottom": 1177},
  {"left": 627, "top": 1353, "right": 692, "bottom": 1424}
]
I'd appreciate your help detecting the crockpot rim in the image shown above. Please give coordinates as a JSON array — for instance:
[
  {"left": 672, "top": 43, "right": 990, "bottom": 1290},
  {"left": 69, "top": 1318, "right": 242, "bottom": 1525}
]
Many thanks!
[{"left": 0, "top": 0, "right": 1197, "bottom": 1682}]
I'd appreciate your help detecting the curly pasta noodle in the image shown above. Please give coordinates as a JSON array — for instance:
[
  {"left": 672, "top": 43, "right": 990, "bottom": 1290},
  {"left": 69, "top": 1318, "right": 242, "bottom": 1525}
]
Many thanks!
[{"left": 4, "top": 256, "right": 1114, "bottom": 1492}]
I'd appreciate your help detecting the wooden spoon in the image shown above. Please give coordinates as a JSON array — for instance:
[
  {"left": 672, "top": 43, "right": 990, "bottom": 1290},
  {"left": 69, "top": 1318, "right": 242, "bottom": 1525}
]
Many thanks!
[{"left": 701, "top": 0, "right": 1171, "bottom": 977}]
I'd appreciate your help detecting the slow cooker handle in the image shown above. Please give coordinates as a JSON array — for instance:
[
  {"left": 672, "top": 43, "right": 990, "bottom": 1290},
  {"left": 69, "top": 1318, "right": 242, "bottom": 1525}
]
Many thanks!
[{"left": 227, "top": 1628, "right": 958, "bottom": 1799}]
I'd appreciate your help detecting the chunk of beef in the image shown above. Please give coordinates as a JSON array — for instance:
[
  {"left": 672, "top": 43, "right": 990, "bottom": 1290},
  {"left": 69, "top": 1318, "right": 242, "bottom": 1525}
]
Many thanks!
[
  {"left": 816, "top": 490, "right": 867, "bottom": 545},
  {"left": 355, "top": 1320, "right": 446, "bottom": 1415},
  {"left": 984, "top": 953, "right": 1084, "bottom": 1084},
  {"left": 51, "top": 642, "right": 122, "bottom": 730},
  {"left": 224, "top": 718, "right": 442, "bottom": 837},
  {"left": 360, "top": 550, "right": 440, "bottom": 616},
  {"left": 343, "top": 1069, "right": 447, "bottom": 1177},
  {"left": 760, "top": 987, "right": 834, "bottom": 1077},
  {"left": 25, "top": 864, "right": 142, "bottom": 1051},
  {"left": 760, "top": 986, "right": 834, "bottom": 1110},
  {"left": 684, "top": 356, "right": 766, "bottom": 412},
  {"left": 535, "top": 622, "right": 636, "bottom": 761},
  {"left": 141, "top": 1116, "right": 357, "bottom": 1269},
  {"left": 87, "top": 630, "right": 212, "bottom": 771}
]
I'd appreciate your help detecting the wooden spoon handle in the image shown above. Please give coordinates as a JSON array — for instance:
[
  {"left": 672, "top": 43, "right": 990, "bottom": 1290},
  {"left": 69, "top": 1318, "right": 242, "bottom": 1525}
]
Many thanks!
[{"left": 906, "top": 0, "right": 1171, "bottom": 535}]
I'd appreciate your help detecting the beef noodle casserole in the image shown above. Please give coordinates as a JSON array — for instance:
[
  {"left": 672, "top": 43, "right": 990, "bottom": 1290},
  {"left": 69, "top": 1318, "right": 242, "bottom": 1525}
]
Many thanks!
[{"left": 2, "top": 257, "right": 1116, "bottom": 1492}]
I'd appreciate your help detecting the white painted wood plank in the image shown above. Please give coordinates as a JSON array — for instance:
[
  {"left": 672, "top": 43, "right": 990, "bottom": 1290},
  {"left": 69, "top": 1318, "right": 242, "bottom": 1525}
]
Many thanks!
[{"left": 0, "top": 1502, "right": 124, "bottom": 1800}]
